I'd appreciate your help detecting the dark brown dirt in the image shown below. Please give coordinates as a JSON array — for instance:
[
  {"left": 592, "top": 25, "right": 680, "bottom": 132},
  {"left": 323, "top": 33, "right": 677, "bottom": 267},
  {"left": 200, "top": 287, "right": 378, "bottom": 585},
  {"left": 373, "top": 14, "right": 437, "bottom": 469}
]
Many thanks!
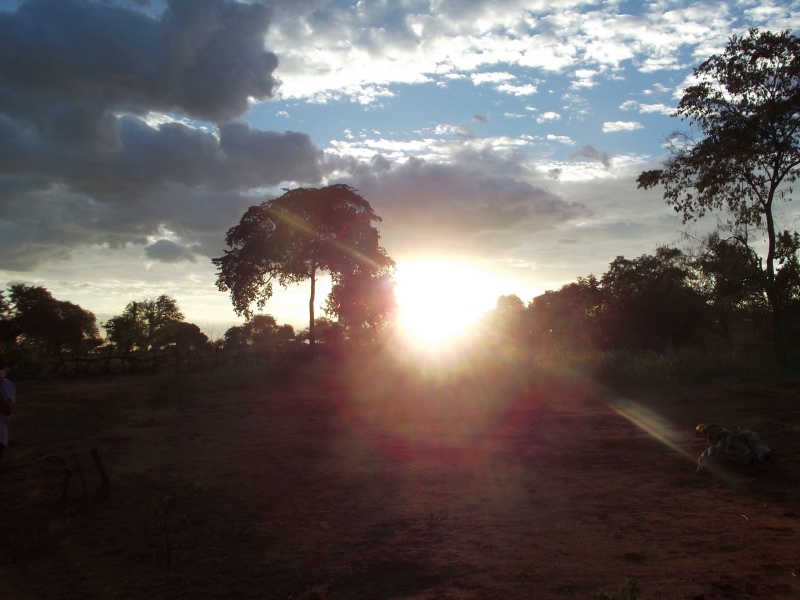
[{"left": 1, "top": 356, "right": 799, "bottom": 599}]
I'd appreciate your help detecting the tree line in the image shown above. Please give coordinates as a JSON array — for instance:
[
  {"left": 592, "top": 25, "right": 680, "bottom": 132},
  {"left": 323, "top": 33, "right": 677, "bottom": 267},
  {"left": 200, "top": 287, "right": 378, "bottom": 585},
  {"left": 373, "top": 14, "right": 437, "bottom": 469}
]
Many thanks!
[
  {"left": 210, "top": 29, "right": 800, "bottom": 367},
  {"left": 480, "top": 233, "right": 800, "bottom": 355},
  {"left": 2, "top": 28, "right": 799, "bottom": 373}
]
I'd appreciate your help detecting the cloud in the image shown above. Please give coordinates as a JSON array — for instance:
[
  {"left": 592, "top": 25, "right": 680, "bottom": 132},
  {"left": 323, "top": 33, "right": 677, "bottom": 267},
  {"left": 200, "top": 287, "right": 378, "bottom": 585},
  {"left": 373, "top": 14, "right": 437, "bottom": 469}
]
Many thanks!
[
  {"left": 145, "top": 239, "right": 197, "bottom": 264},
  {"left": 433, "top": 123, "right": 475, "bottom": 138},
  {"left": 0, "top": 1, "right": 326, "bottom": 267},
  {"left": 570, "top": 144, "right": 610, "bottom": 168},
  {"left": 496, "top": 83, "right": 538, "bottom": 96},
  {"left": 0, "top": 0, "right": 280, "bottom": 123},
  {"left": 620, "top": 100, "right": 673, "bottom": 115},
  {"left": 547, "top": 134, "right": 574, "bottom": 145},
  {"left": 571, "top": 69, "right": 598, "bottom": 89},
  {"left": 536, "top": 111, "right": 562, "bottom": 123},
  {"left": 602, "top": 121, "right": 643, "bottom": 133},
  {"left": 338, "top": 150, "right": 592, "bottom": 258},
  {"left": 471, "top": 72, "right": 515, "bottom": 85}
]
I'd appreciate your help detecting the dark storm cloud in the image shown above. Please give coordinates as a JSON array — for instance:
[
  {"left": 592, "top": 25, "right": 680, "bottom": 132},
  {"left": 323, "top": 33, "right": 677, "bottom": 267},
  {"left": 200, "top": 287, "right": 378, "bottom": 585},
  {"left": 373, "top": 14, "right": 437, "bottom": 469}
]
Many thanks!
[
  {"left": 0, "top": 176, "right": 263, "bottom": 270},
  {"left": 0, "top": 0, "right": 279, "bottom": 122},
  {"left": 0, "top": 0, "right": 326, "bottom": 266},
  {"left": 145, "top": 239, "right": 197, "bottom": 263}
]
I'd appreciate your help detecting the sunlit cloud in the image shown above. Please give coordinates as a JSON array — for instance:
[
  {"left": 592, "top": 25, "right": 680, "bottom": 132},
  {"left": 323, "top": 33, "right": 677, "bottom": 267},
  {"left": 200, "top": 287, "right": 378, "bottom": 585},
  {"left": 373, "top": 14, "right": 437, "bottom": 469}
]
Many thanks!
[
  {"left": 497, "top": 82, "right": 539, "bottom": 96},
  {"left": 603, "top": 121, "right": 644, "bottom": 133},
  {"left": 620, "top": 100, "right": 673, "bottom": 115},
  {"left": 547, "top": 134, "right": 575, "bottom": 145},
  {"left": 536, "top": 111, "right": 562, "bottom": 123}
]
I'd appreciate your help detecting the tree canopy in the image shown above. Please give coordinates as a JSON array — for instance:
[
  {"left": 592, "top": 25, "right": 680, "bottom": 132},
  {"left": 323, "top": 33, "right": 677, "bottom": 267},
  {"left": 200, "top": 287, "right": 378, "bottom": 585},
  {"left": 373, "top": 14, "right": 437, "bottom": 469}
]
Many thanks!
[
  {"left": 223, "top": 314, "right": 294, "bottom": 349},
  {"left": 213, "top": 184, "right": 394, "bottom": 345},
  {"left": 104, "top": 294, "right": 185, "bottom": 353},
  {"left": 324, "top": 268, "right": 396, "bottom": 341},
  {"left": 637, "top": 28, "right": 800, "bottom": 365},
  {"left": 6, "top": 284, "right": 100, "bottom": 355}
]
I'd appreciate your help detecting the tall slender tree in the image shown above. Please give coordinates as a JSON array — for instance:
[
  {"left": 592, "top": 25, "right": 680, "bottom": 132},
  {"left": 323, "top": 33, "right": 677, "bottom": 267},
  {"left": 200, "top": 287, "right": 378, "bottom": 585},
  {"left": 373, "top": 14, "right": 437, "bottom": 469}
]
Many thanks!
[{"left": 637, "top": 29, "right": 800, "bottom": 366}]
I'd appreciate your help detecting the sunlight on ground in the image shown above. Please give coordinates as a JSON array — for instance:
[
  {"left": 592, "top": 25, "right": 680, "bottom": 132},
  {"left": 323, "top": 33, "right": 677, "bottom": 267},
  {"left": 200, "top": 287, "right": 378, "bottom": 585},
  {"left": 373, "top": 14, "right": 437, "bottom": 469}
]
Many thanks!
[{"left": 394, "top": 259, "right": 507, "bottom": 350}]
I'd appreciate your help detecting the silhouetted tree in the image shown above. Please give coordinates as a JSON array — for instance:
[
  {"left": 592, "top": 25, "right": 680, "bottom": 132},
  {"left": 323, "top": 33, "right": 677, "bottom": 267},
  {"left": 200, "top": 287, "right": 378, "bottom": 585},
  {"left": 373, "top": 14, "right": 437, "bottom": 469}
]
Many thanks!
[
  {"left": 598, "top": 247, "right": 705, "bottom": 350},
  {"left": 6, "top": 284, "right": 100, "bottom": 356},
  {"left": 774, "top": 231, "right": 800, "bottom": 342},
  {"left": 527, "top": 277, "right": 601, "bottom": 349},
  {"left": 691, "top": 232, "right": 768, "bottom": 339},
  {"left": 324, "top": 268, "right": 396, "bottom": 342},
  {"left": 480, "top": 294, "right": 528, "bottom": 344},
  {"left": 105, "top": 295, "right": 184, "bottom": 352},
  {"left": 637, "top": 29, "right": 800, "bottom": 365},
  {"left": 213, "top": 184, "right": 393, "bottom": 346},
  {"left": 0, "top": 291, "right": 14, "bottom": 348},
  {"left": 171, "top": 322, "right": 211, "bottom": 354},
  {"left": 224, "top": 315, "right": 295, "bottom": 350}
]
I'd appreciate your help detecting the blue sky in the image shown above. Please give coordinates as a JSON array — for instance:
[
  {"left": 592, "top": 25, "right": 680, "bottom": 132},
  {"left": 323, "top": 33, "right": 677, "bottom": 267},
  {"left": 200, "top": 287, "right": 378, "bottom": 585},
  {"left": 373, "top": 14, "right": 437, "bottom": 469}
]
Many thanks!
[{"left": 0, "top": 0, "right": 798, "bottom": 335}]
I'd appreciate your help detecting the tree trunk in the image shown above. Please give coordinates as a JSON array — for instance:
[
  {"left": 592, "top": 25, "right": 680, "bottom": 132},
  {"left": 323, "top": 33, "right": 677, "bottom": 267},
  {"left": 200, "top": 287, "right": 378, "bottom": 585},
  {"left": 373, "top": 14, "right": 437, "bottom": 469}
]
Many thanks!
[
  {"left": 764, "top": 195, "right": 789, "bottom": 368},
  {"left": 309, "top": 265, "right": 316, "bottom": 346},
  {"left": 770, "top": 295, "right": 788, "bottom": 368}
]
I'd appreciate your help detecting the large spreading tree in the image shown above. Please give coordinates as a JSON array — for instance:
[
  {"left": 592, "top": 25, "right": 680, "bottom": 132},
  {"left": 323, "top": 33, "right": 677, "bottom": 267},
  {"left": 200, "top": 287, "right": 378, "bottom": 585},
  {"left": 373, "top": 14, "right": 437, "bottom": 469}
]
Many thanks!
[
  {"left": 4, "top": 284, "right": 100, "bottom": 357},
  {"left": 213, "top": 184, "right": 394, "bottom": 345},
  {"left": 637, "top": 29, "right": 800, "bottom": 366}
]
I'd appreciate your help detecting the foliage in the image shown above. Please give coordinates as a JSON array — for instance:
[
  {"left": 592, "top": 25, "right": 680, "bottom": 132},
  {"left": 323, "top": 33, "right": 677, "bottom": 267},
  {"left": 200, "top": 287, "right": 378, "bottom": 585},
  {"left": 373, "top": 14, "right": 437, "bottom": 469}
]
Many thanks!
[
  {"left": 525, "top": 248, "right": 706, "bottom": 352},
  {"left": 637, "top": 28, "right": 800, "bottom": 365},
  {"left": 223, "top": 314, "right": 294, "bottom": 349},
  {"left": 171, "top": 322, "right": 211, "bottom": 354},
  {"left": 691, "top": 232, "right": 767, "bottom": 319},
  {"left": 0, "top": 284, "right": 101, "bottom": 376},
  {"left": 324, "top": 268, "right": 396, "bottom": 341},
  {"left": 213, "top": 184, "right": 394, "bottom": 345},
  {"left": 479, "top": 294, "right": 530, "bottom": 345},
  {"left": 104, "top": 295, "right": 185, "bottom": 353},
  {"left": 527, "top": 276, "right": 601, "bottom": 349},
  {"left": 5, "top": 284, "right": 100, "bottom": 355},
  {"left": 598, "top": 247, "right": 706, "bottom": 350}
]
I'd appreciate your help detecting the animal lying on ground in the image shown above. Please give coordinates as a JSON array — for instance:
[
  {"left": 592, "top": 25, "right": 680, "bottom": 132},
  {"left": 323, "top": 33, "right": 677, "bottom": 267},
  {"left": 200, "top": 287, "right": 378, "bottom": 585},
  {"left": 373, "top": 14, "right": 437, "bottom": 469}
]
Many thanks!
[{"left": 695, "top": 423, "right": 772, "bottom": 472}]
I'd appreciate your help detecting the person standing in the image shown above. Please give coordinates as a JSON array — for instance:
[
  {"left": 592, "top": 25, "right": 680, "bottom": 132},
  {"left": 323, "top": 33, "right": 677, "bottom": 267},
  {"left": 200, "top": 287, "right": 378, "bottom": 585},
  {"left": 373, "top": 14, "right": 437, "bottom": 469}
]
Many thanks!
[{"left": 0, "top": 361, "right": 16, "bottom": 462}]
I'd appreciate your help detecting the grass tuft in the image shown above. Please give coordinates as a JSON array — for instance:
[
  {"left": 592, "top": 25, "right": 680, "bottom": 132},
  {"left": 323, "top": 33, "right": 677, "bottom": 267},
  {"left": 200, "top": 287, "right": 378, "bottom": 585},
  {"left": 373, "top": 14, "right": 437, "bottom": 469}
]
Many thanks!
[{"left": 596, "top": 578, "right": 641, "bottom": 600}]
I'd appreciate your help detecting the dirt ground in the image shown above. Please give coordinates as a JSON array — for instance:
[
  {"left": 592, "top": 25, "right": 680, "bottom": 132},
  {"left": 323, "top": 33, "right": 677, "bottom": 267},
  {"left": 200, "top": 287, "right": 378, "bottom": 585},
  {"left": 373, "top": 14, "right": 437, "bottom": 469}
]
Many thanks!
[{"left": 1, "top": 352, "right": 799, "bottom": 599}]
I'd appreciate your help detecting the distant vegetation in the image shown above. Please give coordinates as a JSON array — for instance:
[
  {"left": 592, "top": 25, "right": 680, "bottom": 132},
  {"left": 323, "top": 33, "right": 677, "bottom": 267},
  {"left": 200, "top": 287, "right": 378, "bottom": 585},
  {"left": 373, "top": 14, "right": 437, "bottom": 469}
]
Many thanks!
[
  {"left": 0, "top": 225, "right": 797, "bottom": 382},
  {"left": 1, "top": 29, "right": 799, "bottom": 381}
]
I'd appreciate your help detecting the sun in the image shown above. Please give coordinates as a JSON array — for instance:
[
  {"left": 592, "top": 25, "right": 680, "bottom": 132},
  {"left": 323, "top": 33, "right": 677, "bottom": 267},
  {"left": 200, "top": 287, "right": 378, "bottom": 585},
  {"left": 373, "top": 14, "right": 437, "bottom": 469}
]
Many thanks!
[{"left": 394, "top": 259, "right": 504, "bottom": 348}]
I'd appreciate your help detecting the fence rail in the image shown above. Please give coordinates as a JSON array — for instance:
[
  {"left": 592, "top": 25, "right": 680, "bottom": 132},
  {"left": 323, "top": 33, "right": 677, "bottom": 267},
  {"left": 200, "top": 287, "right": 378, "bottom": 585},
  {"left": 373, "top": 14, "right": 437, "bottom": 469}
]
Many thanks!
[{"left": 53, "top": 342, "right": 315, "bottom": 377}]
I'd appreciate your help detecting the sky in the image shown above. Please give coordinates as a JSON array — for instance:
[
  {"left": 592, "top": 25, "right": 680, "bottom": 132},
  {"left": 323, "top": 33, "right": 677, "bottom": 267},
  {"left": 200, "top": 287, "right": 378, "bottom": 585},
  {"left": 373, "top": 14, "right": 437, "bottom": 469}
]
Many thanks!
[{"left": 1, "top": 0, "right": 799, "bottom": 337}]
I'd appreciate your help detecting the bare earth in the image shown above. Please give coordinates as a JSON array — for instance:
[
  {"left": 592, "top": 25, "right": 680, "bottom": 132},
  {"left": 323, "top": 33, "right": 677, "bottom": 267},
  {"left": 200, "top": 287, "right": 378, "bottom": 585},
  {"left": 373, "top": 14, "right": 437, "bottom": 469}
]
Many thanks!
[{"left": 1, "top": 354, "right": 799, "bottom": 599}]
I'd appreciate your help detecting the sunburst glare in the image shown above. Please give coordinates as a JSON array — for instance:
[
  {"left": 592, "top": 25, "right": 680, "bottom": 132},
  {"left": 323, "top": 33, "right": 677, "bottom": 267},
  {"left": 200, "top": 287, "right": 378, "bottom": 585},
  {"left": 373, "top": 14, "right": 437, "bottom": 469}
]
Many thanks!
[{"left": 394, "top": 259, "right": 506, "bottom": 349}]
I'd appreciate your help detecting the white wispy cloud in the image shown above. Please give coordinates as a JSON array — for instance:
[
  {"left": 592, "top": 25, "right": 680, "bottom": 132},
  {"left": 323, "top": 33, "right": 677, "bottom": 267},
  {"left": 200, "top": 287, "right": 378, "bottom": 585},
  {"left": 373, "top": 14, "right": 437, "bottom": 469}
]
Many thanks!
[
  {"left": 537, "top": 111, "right": 562, "bottom": 123},
  {"left": 497, "top": 83, "right": 539, "bottom": 96},
  {"left": 547, "top": 134, "right": 575, "bottom": 145},
  {"left": 471, "top": 72, "right": 516, "bottom": 85},
  {"left": 620, "top": 100, "right": 673, "bottom": 115},
  {"left": 603, "top": 121, "right": 644, "bottom": 133}
]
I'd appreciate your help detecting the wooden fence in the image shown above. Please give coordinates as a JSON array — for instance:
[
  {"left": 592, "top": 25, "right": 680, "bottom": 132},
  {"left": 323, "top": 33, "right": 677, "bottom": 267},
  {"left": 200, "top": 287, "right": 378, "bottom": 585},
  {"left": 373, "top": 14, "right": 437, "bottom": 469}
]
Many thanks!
[{"left": 55, "top": 341, "right": 315, "bottom": 378}]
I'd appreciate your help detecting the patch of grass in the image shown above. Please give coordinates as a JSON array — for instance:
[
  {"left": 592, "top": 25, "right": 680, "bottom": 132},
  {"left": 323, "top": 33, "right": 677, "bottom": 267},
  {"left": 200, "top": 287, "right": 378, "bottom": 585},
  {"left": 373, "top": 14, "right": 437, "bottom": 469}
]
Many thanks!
[
  {"left": 596, "top": 579, "right": 641, "bottom": 600},
  {"left": 501, "top": 342, "right": 784, "bottom": 394},
  {"left": 295, "top": 585, "right": 328, "bottom": 600}
]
